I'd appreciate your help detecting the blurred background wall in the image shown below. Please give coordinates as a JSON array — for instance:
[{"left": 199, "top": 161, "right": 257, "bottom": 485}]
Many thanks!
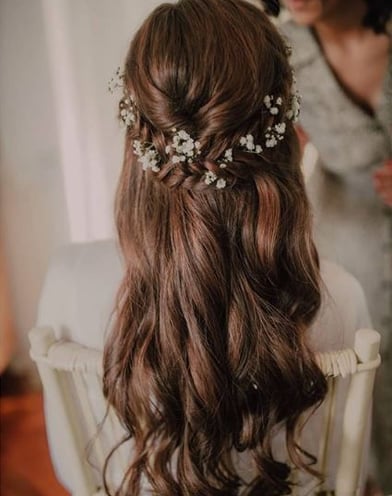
[{"left": 0, "top": 0, "right": 164, "bottom": 376}]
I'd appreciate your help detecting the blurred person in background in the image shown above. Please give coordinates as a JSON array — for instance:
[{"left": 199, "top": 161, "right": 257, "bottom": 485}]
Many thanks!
[
  {"left": 0, "top": 238, "right": 16, "bottom": 375},
  {"left": 260, "top": 0, "right": 391, "bottom": 492}
]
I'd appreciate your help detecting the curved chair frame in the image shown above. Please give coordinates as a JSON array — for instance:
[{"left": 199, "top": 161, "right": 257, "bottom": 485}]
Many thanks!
[{"left": 29, "top": 327, "right": 381, "bottom": 496}]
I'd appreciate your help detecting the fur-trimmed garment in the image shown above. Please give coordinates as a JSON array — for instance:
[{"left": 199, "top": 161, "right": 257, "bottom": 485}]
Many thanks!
[{"left": 281, "top": 21, "right": 392, "bottom": 491}]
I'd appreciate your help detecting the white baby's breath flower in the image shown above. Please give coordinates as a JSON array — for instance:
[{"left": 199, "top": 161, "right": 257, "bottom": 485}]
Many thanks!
[
  {"left": 119, "top": 96, "right": 136, "bottom": 127},
  {"left": 239, "top": 134, "right": 263, "bottom": 154},
  {"left": 219, "top": 162, "right": 227, "bottom": 169},
  {"left": 270, "top": 107, "right": 279, "bottom": 115},
  {"left": 171, "top": 130, "right": 201, "bottom": 161},
  {"left": 133, "top": 140, "right": 161, "bottom": 171},
  {"left": 108, "top": 67, "right": 123, "bottom": 93},
  {"left": 178, "top": 130, "right": 190, "bottom": 140},
  {"left": 182, "top": 141, "right": 195, "bottom": 156},
  {"left": 124, "top": 111, "right": 135, "bottom": 127},
  {"left": 276, "top": 97, "right": 283, "bottom": 105},
  {"left": 133, "top": 140, "right": 143, "bottom": 155},
  {"left": 266, "top": 136, "right": 278, "bottom": 148},
  {"left": 224, "top": 148, "right": 233, "bottom": 162},
  {"left": 245, "top": 134, "right": 255, "bottom": 151},
  {"left": 216, "top": 178, "right": 226, "bottom": 189},
  {"left": 274, "top": 122, "right": 286, "bottom": 134},
  {"left": 263, "top": 95, "right": 272, "bottom": 108},
  {"left": 204, "top": 171, "right": 217, "bottom": 185},
  {"left": 290, "top": 94, "right": 301, "bottom": 122},
  {"left": 286, "top": 77, "right": 301, "bottom": 122}
]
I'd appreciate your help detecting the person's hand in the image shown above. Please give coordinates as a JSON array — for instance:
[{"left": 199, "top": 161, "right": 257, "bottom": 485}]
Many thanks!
[{"left": 373, "top": 159, "right": 392, "bottom": 207}]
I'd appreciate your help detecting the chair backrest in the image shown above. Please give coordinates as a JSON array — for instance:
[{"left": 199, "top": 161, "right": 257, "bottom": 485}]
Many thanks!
[{"left": 29, "top": 327, "right": 381, "bottom": 496}]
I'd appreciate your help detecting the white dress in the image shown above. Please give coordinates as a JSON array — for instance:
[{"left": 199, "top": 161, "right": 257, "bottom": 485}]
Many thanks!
[{"left": 36, "top": 239, "right": 371, "bottom": 494}]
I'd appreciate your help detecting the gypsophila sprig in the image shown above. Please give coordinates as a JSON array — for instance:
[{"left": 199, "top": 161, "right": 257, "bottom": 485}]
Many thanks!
[
  {"left": 109, "top": 67, "right": 137, "bottom": 128},
  {"left": 265, "top": 122, "right": 286, "bottom": 148},
  {"left": 263, "top": 95, "right": 282, "bottom": 116},
  {"left": 203, "top": 171, "right": 227, "bottom": 189},
  {"left": 166, "top": 129, "right": 202, "bottom": 164},
  {"left": 119, "top": 98, "right": 136, "bottom": 127},
  {"left": 108, "top": 67, "right": 123, "bottom": 93},
  {"left": 286, "top": 91, "right": 301, "bottom": 122},
  {"left": 204, "top": 171, "right": 218, "bottom": 185},
  {"left": 286, "top": 74, "right": 301, "bottom": 122},
  {"left": 133, "top": 140, "right": 161, "bottom": 172},
  {"left": 239, "top": 135, "right": 263, "bottom": 154},
  {"left": 219, "top": 148, "right": 233, "bottom": 169}
]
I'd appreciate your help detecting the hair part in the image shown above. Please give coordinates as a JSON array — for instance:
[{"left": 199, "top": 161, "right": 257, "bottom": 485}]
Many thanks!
[{"left": 103, "top": 1, "right": 327, "bottom": 495}]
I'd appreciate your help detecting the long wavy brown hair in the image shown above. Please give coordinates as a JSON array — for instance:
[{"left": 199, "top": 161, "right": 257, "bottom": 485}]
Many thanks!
[{"left": 103, "top": 1, "right": 328, "bottom": 494}]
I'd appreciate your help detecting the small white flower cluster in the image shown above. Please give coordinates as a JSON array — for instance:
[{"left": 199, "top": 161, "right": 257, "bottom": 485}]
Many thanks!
[
  {"left": 218, "top": 148, "right": 233, "bottom": 169},
  {"left": 119, "top": 97, "right": 136, "bottom": 127},
  {"left": 263, "top": 95, "right": 282, "bottom": 116},
  {"left": 287, "top": 74, "right": 301, "bottom": 123},
  {"left": 108, "top": 67, "right": 123, "bottom": 93},
  {"left": 265, "top": 122, "right": 286, "bottom": 148},
  {"left": 133, "top": 140, "right": 160, "bottom": 172},
  {"left": 109, "top": 68, "right": 137, "bottom": 127},
  {"left": 133, "top": 129, "right": 228, "bottom": 189},
  {"left": 238, "top": 121, "right": 287, "bottom": 152},
  {"left": 165, "top": 129, "right": 201, "bottom": 164},
  {"left": 203, "top": 147, "right": 234, "bottom": 189},
  {"left": 264, "top": 89, "right": 301, "bottom": 123},
  {"left": 239, "top": 135, "right": 263, "bottom": 154},
  {"left": 204, "top": 171, "right": 226, "bottom": 189},
  {"left": 286, "top": 91, "right": 301, "bottom": 122}
]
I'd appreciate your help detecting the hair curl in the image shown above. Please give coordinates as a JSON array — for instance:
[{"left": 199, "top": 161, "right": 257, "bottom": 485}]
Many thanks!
[{"left": 103, "top": 1, "right": 327, "bottom": 494}]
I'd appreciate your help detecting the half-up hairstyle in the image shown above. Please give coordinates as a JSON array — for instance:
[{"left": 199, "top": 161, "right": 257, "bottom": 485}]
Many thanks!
[{"left": 103, "top": 1, "right": 327, "bottom": 494}]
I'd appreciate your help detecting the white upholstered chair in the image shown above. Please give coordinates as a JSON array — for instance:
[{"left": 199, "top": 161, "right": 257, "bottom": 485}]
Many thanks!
[{"left": 29, "top": 326, "right": 381, "bottom": 496}]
